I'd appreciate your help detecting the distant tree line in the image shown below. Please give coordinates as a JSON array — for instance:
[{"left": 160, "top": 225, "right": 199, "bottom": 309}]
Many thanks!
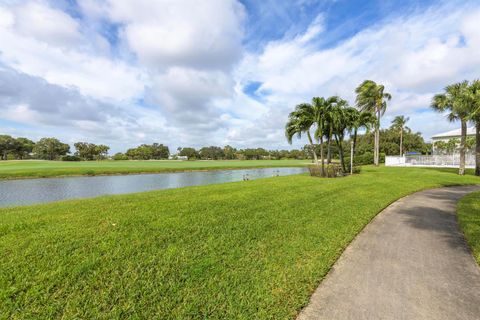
[
  {"left": 0, "top": 130, "right": 430, "bottom": 162},
  {"left": 173, "top": 146, "right": 308, "bottom": 160}
]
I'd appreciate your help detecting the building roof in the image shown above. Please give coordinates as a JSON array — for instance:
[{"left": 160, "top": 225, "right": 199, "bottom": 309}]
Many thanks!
[{"left": 431, "top": 127, "right": 475, "bottom": 139}]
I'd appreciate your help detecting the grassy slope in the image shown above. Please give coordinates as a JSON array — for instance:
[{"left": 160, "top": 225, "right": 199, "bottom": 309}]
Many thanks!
[
  {"left": 458, "top": 191, "right": 480, "bottom": 265},
  {"left": 0, "top": 160, "right": 307, "bottom": 180},
  {"left": 1, "top": 167, "right": 479, "bottom": 319}
]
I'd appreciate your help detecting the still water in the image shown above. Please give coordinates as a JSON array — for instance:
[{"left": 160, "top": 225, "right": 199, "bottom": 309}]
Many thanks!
[{"left": 0, "top": 167, "right": 307, "bottom": 207}]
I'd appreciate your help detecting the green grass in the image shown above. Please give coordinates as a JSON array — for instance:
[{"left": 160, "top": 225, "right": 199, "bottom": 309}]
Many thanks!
[
  {"left": 1, "top": 166, "right": 479, "bottom": 319},
  {"left": 458, "top": 191, "right": 480, "bottom": 265},
  {"left": 0, "top": 159, "right": 308, "bottom": 180}
]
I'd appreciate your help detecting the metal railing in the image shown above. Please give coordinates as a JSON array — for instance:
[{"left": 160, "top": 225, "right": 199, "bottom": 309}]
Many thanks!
[{"left": 401, "top": 154, "right": 475, "bottom": 167}]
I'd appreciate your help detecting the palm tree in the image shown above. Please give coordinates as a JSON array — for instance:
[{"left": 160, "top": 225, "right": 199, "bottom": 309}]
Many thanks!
[
  {"left": 391, "top": 116, "right": 410, "bottom": 156},
  {"left": 348, "top": 109, "right": 376, "bottom": 156},
  {"left": 330, "top": 100, "right": 357, "bottom": 172},
  {"left": 431, "top": 81, "right": 470, "bottom": 175},
  {"left": 355, "top": 80, "right": 392, "bottom": 166},
  {"left": 322, "top": 97, "right": 342, "bottom": 164},
  {"left": 286, "top": 97, "right": 339, "bottom": 175},
  {"left": 285, "top": 106, "right": 319, "bottom": 165},
  {"left": 466, "top": 80, "right": 480, "bottom": 176}
]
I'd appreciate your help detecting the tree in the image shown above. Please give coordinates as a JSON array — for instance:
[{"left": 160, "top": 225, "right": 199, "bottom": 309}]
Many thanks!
[
  {"left": 199, "top": 146, "right": 224, "bottom": 160},
  {"left": 466, "top": 136, "right": 476, "bottom": 153},
  {"left": 178, "top": 147, "right": 198, "bottom": 159},
  {"left": 348, "top": 109, "right": 376, "bottom": 156},
  {"left": 286, "top": 103, "right": 319, "bottom": 166},
  {"left": 13, "top": 137, "right": 35, "bottom": 159},
  {"left": 355, "top": 80, "right": 392, "bottom": 166},
  {"left": 74, "top": 142, "right": 110, "bottom": 160},
  {"left": 390, "top": 116, "right": 410, "bottom": 156},
  {"left": 354, "top": 128, "right": 429, "bottom": 156},
  {"left": 0, "top": 135, "right": 16, "bottom": 160},
  {"left": 330, "top": 98, "right": 353, "bottom": 172},
  {"left": 150, "top": 143, "right": 169, "bottom": 159},
  {"left": 125, "top": 143, "right": 169, "bottom": 160},
  {"left": 33, "top": 138, "right": 70, "bottom": 160},
  {"left": 434, "top": 141, "right": 448, "bottom": 155},
  {"left": 223, "top": 145, "right": 236, "bottom": 160},
  {"left": 431, "top": 81, "right": 470, "bottom": 175},
  {"left": 466, "top": 79, "right": 480, "bottom": 176},
  {"left": 95, "top": 145, "right": 110, "bottom": 160}
]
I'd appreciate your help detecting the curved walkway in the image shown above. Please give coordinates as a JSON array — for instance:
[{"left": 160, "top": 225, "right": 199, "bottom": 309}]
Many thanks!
[{"left": 298, "top": 185, "right": 480, "bottom": 320}]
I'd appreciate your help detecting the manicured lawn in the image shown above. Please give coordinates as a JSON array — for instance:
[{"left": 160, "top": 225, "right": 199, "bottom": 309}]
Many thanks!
[
  {"left": 458, "top": 191, "right": 480, "bottom": 265},
  {"left": 0, "top": 159, "right": 308, "bottom": 180},
  {"left": 1, "top": 166, "right": 479, "bottom": 319}
]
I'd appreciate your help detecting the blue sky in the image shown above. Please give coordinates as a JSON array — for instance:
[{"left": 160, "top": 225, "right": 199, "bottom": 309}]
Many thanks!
[{"left": 0, "top": 0, "right": 479, "bottom": 152}]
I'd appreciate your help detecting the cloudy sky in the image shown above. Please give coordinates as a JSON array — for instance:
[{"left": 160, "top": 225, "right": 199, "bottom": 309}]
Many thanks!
[{"left": 0, "top": 0, "right": 479, "bottom": 152}]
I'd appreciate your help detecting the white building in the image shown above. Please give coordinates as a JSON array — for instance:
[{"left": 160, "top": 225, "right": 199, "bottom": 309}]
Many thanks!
[
  {"left": 431, "top": 127, "right": 475, "bottom": 143},
  {"left": 431, "top": 127, "right": 475, "bottom": 153},
  {"left": 386, "top": 127, "right": 476, "bottom": 168}
]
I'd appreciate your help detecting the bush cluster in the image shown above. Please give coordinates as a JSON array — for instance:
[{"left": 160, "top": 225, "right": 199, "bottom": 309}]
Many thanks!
[
  {"left": 61, "top": 155, "right": 81, "bottom": 161},
  {"left": 344, "top": 152, "right": 385, "bottom": 166}
]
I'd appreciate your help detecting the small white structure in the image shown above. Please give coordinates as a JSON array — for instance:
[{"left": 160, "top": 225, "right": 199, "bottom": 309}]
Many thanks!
[
  {"left": 168, "top": 155, "right": 188, "bottom": 160},
  {"left": 385, "top": 156, "right": 406, "bottom": 166}
]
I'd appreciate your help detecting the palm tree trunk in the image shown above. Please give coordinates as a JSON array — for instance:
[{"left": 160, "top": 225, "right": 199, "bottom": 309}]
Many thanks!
[
  {"left": 459, "top": 120, "right": 466, "bottom": 175},
  {"left": 320, "top": 136, "right": 325, "bottom": 176},
  {"left": 335, "top": 135, "right": 346, "bottom": 172},
  {"left": 476, "top": 122, "right": 480, "bottom": 176},
  {"left": 374, "top": 109, "right": 380, "bottom": 166},
  {"left": 353, "top": 128, "right": 358, "bottom": 155},
  {"left": 307, "top": 131, "right": 319, "bottom": 165},
  {"left": 399, "top": 128, "right": 403, "bottom": 156},
  {"left": 327, "top": 136, "right": 331, "bottom": 164}
]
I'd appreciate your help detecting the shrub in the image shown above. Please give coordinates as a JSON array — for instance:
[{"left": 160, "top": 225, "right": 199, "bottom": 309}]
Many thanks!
[
  {"left": 344, "top": 164, "right": 362, "bottom": 174},
  {"left": 344, "top": 152, "right": 385, "bottom": 167},
  {"left": 113, "top": 153, "right": 129, "bottom": 160},
  {"left": 308, "top": 164, "right": 344, "bottom": 178},
  {"left": 61, "top": 155, "right": 81, "bottom": 161}
]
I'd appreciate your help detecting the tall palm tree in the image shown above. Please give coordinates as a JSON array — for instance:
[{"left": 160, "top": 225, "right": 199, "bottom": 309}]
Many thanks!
[
  {"left": 348, "top": 109, "right": 376, "bottom": 156},
  {"left": 330, "top": 99, "right": 356, "bottom": 172},
  {"left": 466, "top": 80, "right": 480, "bottom": 176},
  {"left": 311, "top": 96, "right": 341, "bottom": 173},
  {"left": 355, "top": 80, "right": 392, "bottom": 166},
  {"left": 322, "top": 97, "right": 341, "bottom": 164},
  {"left": 285, "top": 97, "right": 338, "bottom": 175},
  {"left": 431, "top": 81, "right": 470, "bottom": 175},
  {"left": 391, "top": 116, "right": 410, "bottom": 156},
  {"left": 285, "top": 106, "right": 319, "bottom": 165}
]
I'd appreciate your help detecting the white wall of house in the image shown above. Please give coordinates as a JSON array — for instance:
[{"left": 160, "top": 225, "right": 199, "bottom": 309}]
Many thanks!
[{"left": 431, "top": 127, "right": 475, "bottom": 154}]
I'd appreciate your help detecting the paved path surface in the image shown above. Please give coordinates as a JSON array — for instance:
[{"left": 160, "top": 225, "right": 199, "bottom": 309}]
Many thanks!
[{"left": 297, "top": 185, "right": 480, "bottom": 320}]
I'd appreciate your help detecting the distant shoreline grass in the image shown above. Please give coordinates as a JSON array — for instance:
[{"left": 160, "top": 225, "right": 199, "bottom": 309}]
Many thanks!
[
  {"left": 1, "top": 166, "right": 479, "bottom": 319},
  {"left": 458, "top": 191, "right": 480, "bottom": 265},
  {"left": 0, "top": 159, "right": 310, "bottom": 180}
]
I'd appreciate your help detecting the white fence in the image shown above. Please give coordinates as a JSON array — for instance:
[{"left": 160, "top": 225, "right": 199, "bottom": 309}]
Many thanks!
[{"left": 386, "top": 154, "right": 475, "bottom": 168}]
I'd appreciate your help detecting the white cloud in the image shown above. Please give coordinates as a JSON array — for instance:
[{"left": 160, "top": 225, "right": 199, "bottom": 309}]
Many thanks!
[
  {"left": 1, "top": 0, "right": 480, "bottom": 151},
  {"left": 0, "top": 1, "right": 145, "bottom": 101},
  {"left": 234, "top": 3, "right": 480, "bottom": 146},
  {"left": 13, "top": 1, "right": 82, "bottom": 47},
  {"left": 104, "top": 0, "right": 245, "bottom": 70}
]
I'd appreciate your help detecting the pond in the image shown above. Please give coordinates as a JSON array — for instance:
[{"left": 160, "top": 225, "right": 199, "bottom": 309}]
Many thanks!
[{"left": 0, "top": 167, "right": 307, "bottom": 207}]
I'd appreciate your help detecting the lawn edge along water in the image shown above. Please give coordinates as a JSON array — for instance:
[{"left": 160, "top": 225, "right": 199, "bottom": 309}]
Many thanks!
[
  {"left": 0, "top": 160, "right": 309, "bottom": 180},
  {"left": 458, "top": 190, "right": 480, "bottom": 266},
  {"left": 1, "top": 166, "right": 479, "bottom": 319}
]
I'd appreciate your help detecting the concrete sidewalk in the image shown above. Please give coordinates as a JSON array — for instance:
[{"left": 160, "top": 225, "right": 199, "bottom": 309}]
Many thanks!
[{"left": 298, "top": 185, "right": 480, "bottom": 320}]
